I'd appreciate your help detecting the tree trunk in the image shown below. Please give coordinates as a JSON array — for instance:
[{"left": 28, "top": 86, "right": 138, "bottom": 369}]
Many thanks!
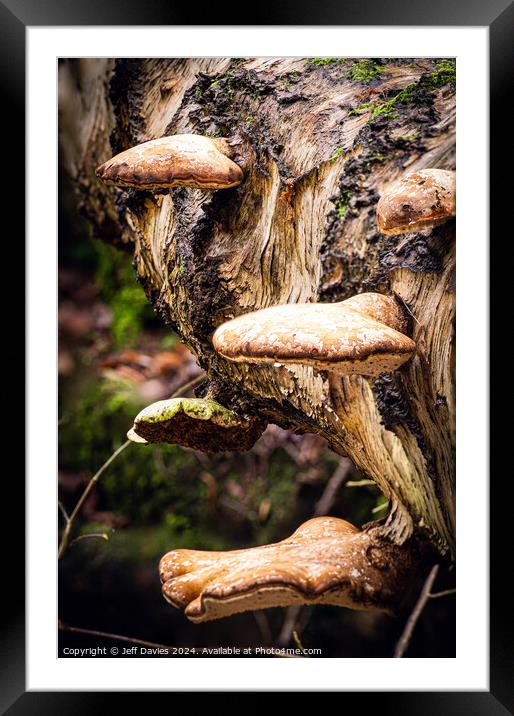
[{"left": 59, "top": 57, "right": 456, "bottom": 607}]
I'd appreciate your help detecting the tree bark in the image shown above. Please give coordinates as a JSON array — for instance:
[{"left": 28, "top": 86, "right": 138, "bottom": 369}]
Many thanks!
[{"left": 59, "top": 58, "right": 456, "bottom": 584}]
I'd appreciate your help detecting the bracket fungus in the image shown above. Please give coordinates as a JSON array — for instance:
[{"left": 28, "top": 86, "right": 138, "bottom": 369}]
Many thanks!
[
  {"left": 127, "top": 397, "right": 265, "bottom": 453},
  {"left": 376, "top": 168, "right": 456, "bottom": 236},
  {"left": 159, "top": 516, "right": 415, "bottom": 622},
  {"left": 95, "top": 134, "right": 244, "bottom": 190},
  {"left": 212, "top": 292, "right": 416, "bottom": 377}
]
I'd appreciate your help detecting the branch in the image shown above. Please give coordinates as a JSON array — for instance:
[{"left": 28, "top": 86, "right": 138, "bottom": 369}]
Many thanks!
[
  {"left": 428, "top": 588, "right": 456, "bottom": 599},
  {"left": 69, "top": 532, "right": 110, "bottom": 547},
  {"left": 58, "top": 500, "right": 70, "bottom": 523},
  {"left": 313, "top": 457, "right": 353, "bottom": 516},
  {"left": 394, "top": 564, "right": 439, "bottom": 657},
  {"left": 58, "top": 439, "right": 131, "bottom": 559},
  {"left": 253, "top": 611, "right": 273, "bottom": 646},
  {"left": 292, "top": 630, "right": 310, "bottom": 658},
  {"left": 59, "top": 622, "right": 298, "bottom": 657},
  {"left": 59, "top": 622, "right": 175, "bottom": 651},
  {"left": 167, "top": 373, "right": 206, "bottom": 398}
]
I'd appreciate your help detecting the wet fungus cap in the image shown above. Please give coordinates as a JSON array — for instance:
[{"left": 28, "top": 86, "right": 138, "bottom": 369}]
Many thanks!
[
  {"left": 159, "top": 516, "right": 400, "bottom": 622},
  {"left": 128, "top": 397, "right": 265, "bottom": 453},
  {"left": 95, "top": 134, "right": 244, "bottom": 190},
  {"left": 212, "top": 293, "right": 416, "bottom": 377},
  {"left": 376, "top": 168, "right": 456, "bottom": 236}
]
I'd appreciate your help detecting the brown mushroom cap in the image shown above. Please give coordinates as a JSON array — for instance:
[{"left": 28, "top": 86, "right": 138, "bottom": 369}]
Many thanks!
[
  {"left": 212, "top": 293, "right": 415, "bottom": 377},
  {"left": 343, "top": 292, "right": 409, "bottom": 334},
  {"left": 95, "top": 134, "right": 244, "bottom": 190},
  {"left": 159, "top": 516, "right": 406, "bottom": 622},
  {"left": 376, "top": 168, "right": 455, "bottom": 236}
]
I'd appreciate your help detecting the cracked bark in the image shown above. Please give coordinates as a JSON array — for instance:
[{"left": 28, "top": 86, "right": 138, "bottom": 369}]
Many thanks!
[{"left": 59, "top": 57, "right": 455, "bottom": 611}]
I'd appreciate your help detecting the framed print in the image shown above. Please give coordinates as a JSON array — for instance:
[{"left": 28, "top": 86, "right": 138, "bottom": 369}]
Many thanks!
[{"left": 3, "top": 0, "right": 512, "bottom": 709}]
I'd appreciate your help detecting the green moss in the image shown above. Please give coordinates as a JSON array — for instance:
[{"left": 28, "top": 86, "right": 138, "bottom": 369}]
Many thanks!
[
  {"left": 207, "top": 71, "right": 237, "bottom": 99},
  {"left": 335, "top": 188, "right": 351, "bottom": 218},
  {"left": 94, "top": 241, "right": 156, "bottom": 348},
  {"left": 348, "top": 60, "right": 455, "bottom": 125},
  {"left": 280, "top": 70, "right": 303, "bottom": 88},
  {"left": 425, "top": 58, "right": 456, "bottom": 89},
  {"left": 350, "top": 82, "right": 417, "bottom": 122},
  {"left": 109, "top": 284, "right": 151, "bottom": 348},
  {"left": 400, "top": 134, "right": 419, "bottom": 142},
  {"left": 346, "top": 59, "right": 384, "bottom": 84},
  {"left": 309, "top": 57, "right": 342, "bottom": 67},
  {"left": 330, "top": 146, "right": 344, "bottom": 162},
  {"left": 134, "top": 397, "right": 243, "bottom": 427},
  {"left": 311, "top": 57, "right": 384, "bottom": 81}
]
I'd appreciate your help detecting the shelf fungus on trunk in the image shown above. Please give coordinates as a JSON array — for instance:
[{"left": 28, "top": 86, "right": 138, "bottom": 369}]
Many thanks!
[
  {"left": 95, "top": 134, "right": 244, "bottom": 190},
  {"left": 159, "top": 516, "right": 417, "bottom": 622},
  {"left": 376, "top": 168, "right": 456, "bottom": 236},
  {"left": 127, "top": 397, "right": 265, "bottom": 453},
  {"left": 212, "top": 292, "right": 416, "bottom": 377}
]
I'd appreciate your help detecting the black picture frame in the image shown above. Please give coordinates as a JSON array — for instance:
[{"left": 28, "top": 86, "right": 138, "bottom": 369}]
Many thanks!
[{"left": 4, "top": 0, "right": 512, "bottom": 710}]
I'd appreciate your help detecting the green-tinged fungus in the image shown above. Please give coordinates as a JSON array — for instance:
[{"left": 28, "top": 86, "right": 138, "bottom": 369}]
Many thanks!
[{"left": 128, "top": 397, "right": 265, "bottom": 453}]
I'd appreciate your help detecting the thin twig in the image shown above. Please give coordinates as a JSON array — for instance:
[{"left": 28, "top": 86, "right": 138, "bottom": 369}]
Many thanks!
[
  {"left": 276, "top": 605, "right": 303, "bottom": 646},
  {"left": 253, "top": 611, "right": 273, "bottom": 646},
  {"left": 59, "top": 623, "right": 184, "bottom": 651},
  {"left": 58, "top": 500, "right": 70, "bottom": 524},
  {"left": 428, "top": 588, "right": 456, "bottom": 599},
  {"left": 59, "top": 623, "right": 297, "bottom": 657},
  {"left": 169, "top": 373, "right": 206, "bottom": 398},
  {"left": 371, "top": 500, "right": 389, "bottom": 514},
  {"left": 395, "top": 293, "right": 421, "bottom": 326},
  {"left": 292, "top": 630, "right": 310, "bottom": 657},
  {"left": 69, "top": 532, "right": 110, "bottom": 547},
  {"left": 394, "top": 564, "right": 439, "bottom": 658},
  {"left": 314, "top": 457, "right": 353, "bottom": 516},
  {"left": 58, "top": 440, "right": 131, "bottom": 559},
  {"left": 58, "top": 373, "right": 207, "bottom": 560}
]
